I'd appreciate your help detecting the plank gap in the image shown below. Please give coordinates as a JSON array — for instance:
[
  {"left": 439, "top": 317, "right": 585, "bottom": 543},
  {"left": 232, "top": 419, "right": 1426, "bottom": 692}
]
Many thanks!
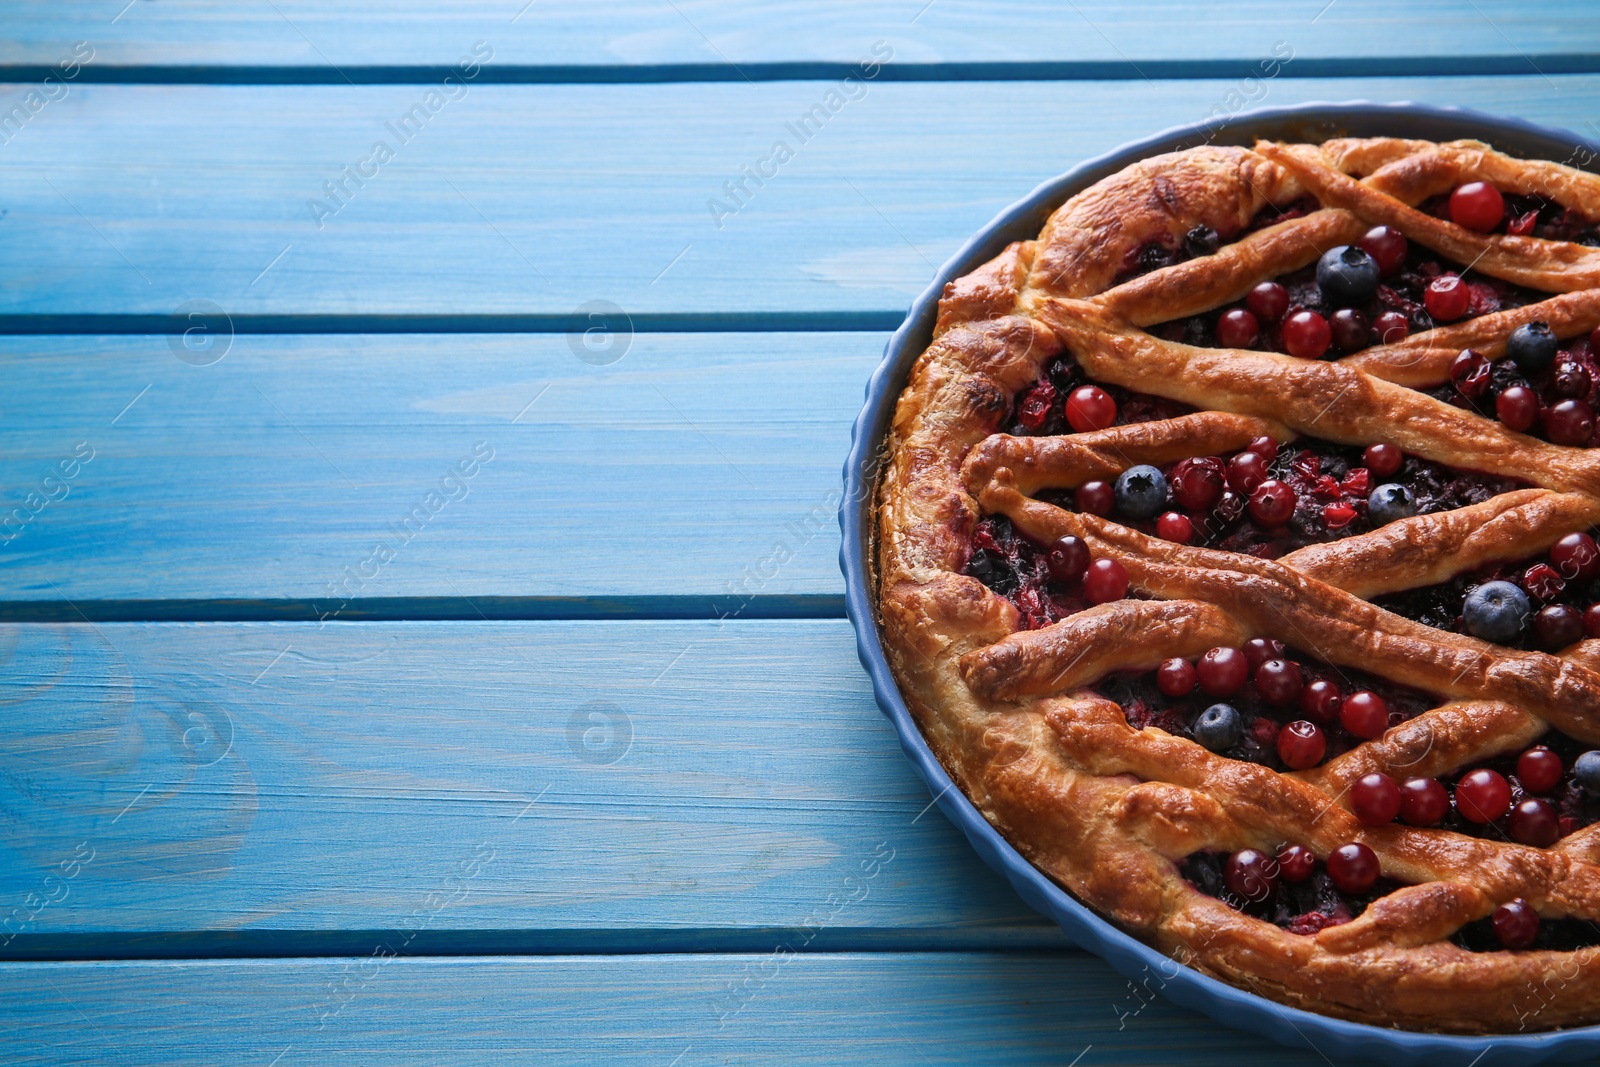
[
  {"left": 0, "top": 313, "right": 907, "bottom": 336},
  {"left": 0, "top": 595, "right": 848, "bottom": 623},
  {"left": 4, "top": 56, "right": 1600, "bottom": 84}
]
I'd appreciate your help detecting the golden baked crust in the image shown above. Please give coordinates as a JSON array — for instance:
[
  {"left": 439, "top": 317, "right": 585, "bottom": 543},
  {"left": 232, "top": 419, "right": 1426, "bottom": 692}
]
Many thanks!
[{"left": 873, "top": 138, "right": 1600, "bottom": 1033}]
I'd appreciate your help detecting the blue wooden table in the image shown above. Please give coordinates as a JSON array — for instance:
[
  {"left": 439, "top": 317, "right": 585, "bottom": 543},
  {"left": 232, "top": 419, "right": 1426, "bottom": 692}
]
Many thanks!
[{"left": 2, "top": 4, "right": 1597, "bottom": 1063}]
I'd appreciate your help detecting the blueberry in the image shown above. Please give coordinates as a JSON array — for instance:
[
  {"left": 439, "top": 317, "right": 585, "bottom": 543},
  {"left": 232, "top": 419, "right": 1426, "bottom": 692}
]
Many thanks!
[
  {"left": 1507, "top": 321, "right": 1560, "bottom": 373},
  {"left": 1114, "top": 464, "right": 1169, "bottom": 521},
  {"left": 1462, "top": 580, "right": 1531, "bottom": 644},
  {"left": 1575, "top": 751, "right": 1600, "bottom": 795},
  {"left": 1316, "top": 245, "right": 1381, "bottom": 307},
  {"left": 1193, "top": 703, "right": 1243, "bottom": 752},
  {"left": 1367, "top": 483, "right": 1416, "bottom": 526},
  {"left": 966, "top": 548, "right": 1016, "bottom": 595},
  {"left": 1185, "top": 225, "right": 1221, "bottom": 257}
]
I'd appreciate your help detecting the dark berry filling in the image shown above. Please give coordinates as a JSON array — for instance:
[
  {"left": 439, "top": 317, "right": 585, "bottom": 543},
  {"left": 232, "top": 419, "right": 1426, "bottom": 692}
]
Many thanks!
[
  {"left": 1451, "top": 912, "right": 1600, "bottom": 953},
  {"left": 1375, "top": 533, "right": 1600, "bottom": 652},
  {"left": 1419, "top": 187, "right": 1600, "bottom": 246},
  {"left": 1005, "top": 353, "right": 1192, "bottom": 438},
  {"left": 1431, "top": 333, "right": 1600, "bottom": 448},
  {"left": 1108, "top": 645, "right": 1431, "bottom": 773},
  {"left": 1180, "top": 848, "right": 1396, "bottom": 936},
  {"left": 1031, "top": 436, "right": 1523, "bottom": 560},
  {"left": 1103, "top": 643, "right": 1600, "bottom": 845},
  {"left": 964, "top": 514, "right": 1104, "bottom": 630},
  {"left": 1157, "top": 237, "right": 1551, "bottom": 355},
  {"left": 1109, "top": 196, "right": 1322, "bottom": 287},
  {"left": 1184, "top": 846, "right": 1600, "bottom": 951},
  {"left": 1431, "top": 736, "right": 1600, "bottom": 844}
]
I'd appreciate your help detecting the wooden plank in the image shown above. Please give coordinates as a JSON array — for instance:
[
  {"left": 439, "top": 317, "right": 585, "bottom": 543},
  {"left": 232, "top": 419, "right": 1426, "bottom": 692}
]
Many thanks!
[
  {"left": 0, "top": 953, "right": 1334, "bottom": 1067},
  {"left": 0, "top": 333, "right": 870, "bottom": 609},
  {"left": 0, "top": 620, "right": 1063, "bottom": 953},
  {"left": 1, "top": 1, "right": 1593, "bottom": 72},
  {"left": 0, "top": 78, "right": 1596, "bottom": 320}
]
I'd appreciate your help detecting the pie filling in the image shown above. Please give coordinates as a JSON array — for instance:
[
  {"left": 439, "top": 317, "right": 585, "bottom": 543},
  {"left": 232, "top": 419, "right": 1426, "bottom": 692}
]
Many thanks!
[
  {"left": 1376, "top": 544, "right": 1600, "bottom": 654},
  {"left": 1149, "top": 201, "right": 1600, "bottom": 448},
  {"left": 966, "top": 426, "right": 1525, "bottom": 625},
  {"left": 1158, "top": 233, "right": 1552, "bottom": 354},
  {"left": 1101, "top": 647, "right": 1430, "bottom": 773},
  {"left": 1110, "top": 195, "right": 1323, "bottom": 287},
  {"left": 1180, "top": 848, "right": 1399, "bottom": 937},
  {"left": 1181, "top": 847, "right": 1600, "bottom": 951},
  {"left": 1420, "top": 188, "right": 1600, "bottom": 245}
]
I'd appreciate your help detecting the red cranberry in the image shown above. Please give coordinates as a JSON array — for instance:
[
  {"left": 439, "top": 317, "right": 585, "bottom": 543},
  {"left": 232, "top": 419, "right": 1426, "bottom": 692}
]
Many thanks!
[
  {"left": 1224, "top": 848, "right": 1279, "bottom": 901},
  {"left": 1299, "top": 678, "right": 1341, "bottom": 723},
  {"left": 1326, "top": 842, "right": 1379, "bottom": 893},
  {"left": 1283, "top": 310, "right": 1332, "bottom": 359},
  {"left": 1362, "top": 443, "right": 1402, "bottom": 478},
  {"left": 1399, "top": 777, "right": 1449, "bottom": 826},
  {"left": 1277, "top": 720, "right": 1326, "bottom": 770},
  {"left": 1156, "top": 511, "right": 1193, "bottom": 544},
  {"left": 1518, "top": 746, "right": 1563, "bottom": 794},
  {"left": 1275, "top": 844, "right": 1316, "bottom": 883},
  {"left": 1340, "top": 690, "right": 1389, "bottom": 739},
  {"left": 1084, "top": 557, "right": 1129, "bottom": 604},
  {"left": 1450, "top": 349, "right": 1492, "bottom": 400},
  {"left": 1449, "top": 181, "right": 1506, "bottom": 232},
  {"left": 1358, "top": 225, "right": 1408, "bottom": 276},
  {"left": 1352, "top": 772, "right": 1401, "bottom": 826},
  {"left": 1523, "top": 562, "right": 1565, "bottom": 602},
  {"left": 1248, "top": 479, "right": 1296, "bottom": 527},
  {"left": 1322, "top": 502, "right": 1357, "bottom": 530},
  {"left": 1255, "top": 658, "right": 1304, "bottom": 707},
  {"left": 1588, "top": 603, "right": 1600, "bottom": 639},
  {"left": 1243, "top": 637, "right": 1285, "bottom": 671},
  {"left": 1533, "top": 605, "right": 1583, "bottom": 650},
  {"left": 1554, "top": 360, "right": 1593, "bottom": 399},
  {"left": 1509, "top": 210, "right": 1539, "bottom": 236},
  {"left": 1330, "top": 308, "right": 1369, "bottom": 352},
  {"left": 1425, "top": 274, "right": 1470, "bottom": 322},
  {"left": 1552, "top": 532, "right": 1600, "bottom": 582},
  {"left": 1046, "top": 535, "right": 1091, "bottom": 583},
  {"left": 1456, "top": 768, "right": 1512, "bottom": 824},
  {"left": 1017, "top": 386, "right": 1053, "bottom": 429},
  {"left": 1214, "top": 490, "right": 1245, "bottom": 523},
  {"left": 1247, "top": 281, "right": 1289, "bottom": 322},
  {"left": 1493, "top": 898, "right": 1540, "bottom": 949},
  {"left": 1197, "top": 646, "right": 1249, "bottom": 697},
  {"left": 1496, "top": 385, "right": 1540, "bottom": 432},
  {"left": 1545, "top": 399, "right": 1596, "bottom": 446},
  {"left": 1509, "top": 797, "right": 1561, "bottom": 847},
  {"left": 1076, "top": 480, "right": 1115, "bottom": 516},
  {"left": 1171, "top": 457, "right": 1226, "bottom": 511},
  {"left": 1227, "top": 451, "right": 1270, "bottom": 494},
  {"left": 1157, "top": 657, "right": 1197, "bottom": 697},
  {"left": 1217, "top": 308, "right": 1260, "bottom": 348},
  {"left": 1248, "top": 436, "right": 1279, "bottom": 462},
  {"left": 1065, "top": 385, "right": 1117, "bottom": 432},
  {"left": 1374, "top": 310, "right": 1409, "bottom": 344}
]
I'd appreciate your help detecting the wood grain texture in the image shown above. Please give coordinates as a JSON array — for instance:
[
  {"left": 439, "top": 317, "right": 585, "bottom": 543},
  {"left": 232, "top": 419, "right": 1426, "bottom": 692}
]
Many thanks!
[
  {"left": 1, "top": 0, "right": 1593, "bottom": 70},
  {"left": 0, "top": 333, "right": 871, "bottom": 607},
  {"left": 0, "top": 78, "right": 1596, "bottom": 319},
  {"left": 0, "top": 952, "right": 1342, "bottom": 1066},
  {"left": 0, "top": 620, "right": 1063, "bottom": 953}
]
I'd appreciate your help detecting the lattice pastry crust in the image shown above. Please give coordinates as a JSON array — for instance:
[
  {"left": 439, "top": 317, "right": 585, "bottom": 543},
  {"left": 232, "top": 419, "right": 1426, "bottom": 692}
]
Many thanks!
[{"left": 875, "top": 137, "right": 1600, "bottom": 1032}]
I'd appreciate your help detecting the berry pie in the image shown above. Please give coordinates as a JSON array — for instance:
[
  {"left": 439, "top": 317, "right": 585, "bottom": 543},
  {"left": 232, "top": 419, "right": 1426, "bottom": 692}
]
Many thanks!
[{"left": 874, "top": 136, "right": 1600, "bottom": 1032}]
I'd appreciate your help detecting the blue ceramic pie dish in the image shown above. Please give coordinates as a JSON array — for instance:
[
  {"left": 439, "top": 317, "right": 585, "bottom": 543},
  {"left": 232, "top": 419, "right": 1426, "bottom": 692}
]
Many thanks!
[{"left": 838, "top": 101, "right": 1600, "bottom": 1065}]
